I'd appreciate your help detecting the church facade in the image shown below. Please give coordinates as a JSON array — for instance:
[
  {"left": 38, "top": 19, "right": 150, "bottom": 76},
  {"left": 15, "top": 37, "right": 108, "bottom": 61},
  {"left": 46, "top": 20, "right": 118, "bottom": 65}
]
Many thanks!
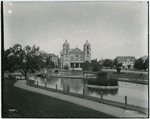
[{"left": 60, "top": 40, "right": 91, "bottom": 70}]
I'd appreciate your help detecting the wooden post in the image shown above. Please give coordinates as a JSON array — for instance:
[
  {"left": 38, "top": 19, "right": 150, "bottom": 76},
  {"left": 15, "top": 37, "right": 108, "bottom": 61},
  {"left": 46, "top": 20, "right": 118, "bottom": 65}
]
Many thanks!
[
  {"left": 101, "top": 91, "right": 103, "bottom": 100},
  {"left": 56, "top": 84, "right": 57, "bottom": 90},
  {"left": 83, "top": 88, "right": 85, "bottom": 98},
  {"left": 37, "top": 81, "right": 38, "bottom": 86},
  {"left": 68, "top": 86, "right": 70, "bottom": 94},
  {"left": 125, "top": 96, "right": 127, "bottom": 109},
  {"left": 45, "top": 82, "right": 47, "bottom": 88}
]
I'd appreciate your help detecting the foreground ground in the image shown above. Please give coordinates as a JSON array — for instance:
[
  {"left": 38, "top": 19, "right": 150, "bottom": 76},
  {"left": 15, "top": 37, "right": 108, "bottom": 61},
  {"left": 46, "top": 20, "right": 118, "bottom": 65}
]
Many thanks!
[{"left": 3, "top": 79, "right": 113, "bottom": 118}]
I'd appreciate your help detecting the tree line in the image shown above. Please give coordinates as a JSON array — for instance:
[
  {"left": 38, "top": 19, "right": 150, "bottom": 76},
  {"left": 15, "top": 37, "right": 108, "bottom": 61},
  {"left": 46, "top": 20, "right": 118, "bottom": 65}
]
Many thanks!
[
  {"left": 82, "top": 57, "right": 148, "bottom": 73},
  {"left": 4, "top": 44, "right": 148, "bottom": 80},
  {"left": 4, "top": 44, "right": 56, "bottom": 81}
]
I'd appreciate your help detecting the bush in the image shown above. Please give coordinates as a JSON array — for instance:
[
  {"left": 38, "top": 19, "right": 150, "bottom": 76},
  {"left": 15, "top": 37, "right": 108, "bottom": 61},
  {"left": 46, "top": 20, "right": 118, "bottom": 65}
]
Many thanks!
[
  {"left": 64, "top": 65, "right": 69, "bottom": 70},
  {"left": 96, "top": 71, "right": 107, "bottom": 79},
  {"left": 55, "top": 70, "right": 58, "bottom": 73},
  {"left": 27, "top": 79, "right": 35, "bottom": 85},
  {"left": 88, "top": 78, "right": 118, "bottom": 86},
  {"left": 88, "top": 71, "right": 118, "bottom": 86},
  {"left": 8, "top": 74, "right": 16, "bottom": 80}
]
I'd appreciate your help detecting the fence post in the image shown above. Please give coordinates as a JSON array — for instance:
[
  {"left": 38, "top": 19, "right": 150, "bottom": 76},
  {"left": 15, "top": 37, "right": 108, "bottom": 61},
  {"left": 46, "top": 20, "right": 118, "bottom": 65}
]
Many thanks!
[
  {"left": 83, "top": 88, "right": 85, "bottom": 98},
  {"left": 101, "top": 91, "right": 103, "bottom": 101},
  {"left": 125, "top": 96, "right": 127, "bottom": 109},
  {"left": 45, "top": 82, "right": 47, "bottom": 88},
  {"left": 37, "top": 81, "right": 38, "bottom": 86},
  {"left": 83, "top": 85, "right": 86, "bottom": 99},
  {"left": 56, "top": 84, "right": 57, "bottom": 91},
  {"left": 67, "top": 85, "right": 70, "bottom": 95}
]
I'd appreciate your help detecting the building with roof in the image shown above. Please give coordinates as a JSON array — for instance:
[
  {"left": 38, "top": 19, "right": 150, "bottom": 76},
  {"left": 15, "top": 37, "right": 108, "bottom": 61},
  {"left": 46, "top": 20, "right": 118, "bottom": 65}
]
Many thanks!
[
  {"left": 42, "top": 52, "right": 59, "bottom": 68},
  {"left": 60, "top": 40, "right": 91, "bottom": 70},
  {"left": 116, "top": 56, "right": 136, "bottom": 69}
]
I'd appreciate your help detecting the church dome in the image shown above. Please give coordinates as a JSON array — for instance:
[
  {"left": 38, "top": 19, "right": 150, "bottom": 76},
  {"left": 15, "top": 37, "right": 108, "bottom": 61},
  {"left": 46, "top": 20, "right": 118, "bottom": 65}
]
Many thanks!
[
  {"left": 84, "top": 40, "right": 91, "bottom": 46},
  {"left": 63, "top": 40, "right": 70, "bottom": 46}
]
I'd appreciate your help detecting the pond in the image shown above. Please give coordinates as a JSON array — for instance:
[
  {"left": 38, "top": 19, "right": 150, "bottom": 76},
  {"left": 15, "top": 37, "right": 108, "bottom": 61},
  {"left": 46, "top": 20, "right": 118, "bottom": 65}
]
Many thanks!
[{"left": 30, "top": 75, "right": 148, "bottom": 108}]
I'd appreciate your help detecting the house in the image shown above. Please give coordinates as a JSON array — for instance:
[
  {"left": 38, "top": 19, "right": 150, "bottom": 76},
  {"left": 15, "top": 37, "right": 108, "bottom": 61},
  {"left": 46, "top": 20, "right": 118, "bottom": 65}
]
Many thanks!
[{"left": 115, "top": 56, "right": 136, "bottom": 69}]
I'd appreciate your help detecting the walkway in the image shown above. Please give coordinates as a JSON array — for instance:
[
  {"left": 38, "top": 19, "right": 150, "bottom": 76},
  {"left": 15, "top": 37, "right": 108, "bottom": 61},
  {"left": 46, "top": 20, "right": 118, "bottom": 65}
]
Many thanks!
[{"left": 14, "top": 80, "right": 147, "bottom": 118}]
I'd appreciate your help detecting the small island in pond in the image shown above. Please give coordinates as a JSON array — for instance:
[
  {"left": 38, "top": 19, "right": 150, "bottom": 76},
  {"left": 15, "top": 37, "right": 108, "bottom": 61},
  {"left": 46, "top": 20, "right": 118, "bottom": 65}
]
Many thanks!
[{"left": 86, "top": 71, "right": 119, "bottom": 89}]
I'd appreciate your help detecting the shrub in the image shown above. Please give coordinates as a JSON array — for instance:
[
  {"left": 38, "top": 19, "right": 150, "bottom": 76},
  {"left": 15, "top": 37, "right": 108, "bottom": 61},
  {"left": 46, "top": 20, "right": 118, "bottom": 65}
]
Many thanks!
[
  {"left": 96, "top": 71, "right": 107, "bottom": 79},
  {"left": 55, "top": 70, "right": 58, "bottom": 73},
  {"left": 88, "top": 78, "right": 118, "bottom": 86},
  {"left": 8, "top": 74, "right": 16, "bottom": 80},
  {"left": 88, "top": 71, "right": 118, "bottom": 86},
  {"left": 64, "top": 65, "right": 69, "bottom": 70},
  {"left": 27, "top": 79, "right": 35, "bottom": 85}
]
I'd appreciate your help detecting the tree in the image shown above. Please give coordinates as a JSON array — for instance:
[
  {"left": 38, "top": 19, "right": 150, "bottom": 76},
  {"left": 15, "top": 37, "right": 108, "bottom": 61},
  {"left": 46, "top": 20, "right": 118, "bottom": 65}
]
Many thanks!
[
  {"left": 113, "top": 58, "right": 118, "bottom": 67},
  {"left": 116, "top": 63, "right": 122, "bottom": 73},
  {"left": 103, "top": 59, "right": 113, "bottom": 68},
  {"left": 45, "top": 56, "right": 55, "bottom": 69},
  {"left": 134, "top": 58, "right": 144, "bottom": 70},
  {"left": 116, "top": 67, "right": 121, "bottom": 73},
  {"left": 4, "top": 44, "right": 44, "bottom": 81},
  {"left": 112, "top": 58, "right": 122, "bottom": 73},
  {"left": 82, "top": 61, "right": 91, "bottom": 71},
  {"left": 91, "top": 59, "right": 102, "bottom": 72},
  {"left": 143, "top": 58, "right": 148, "bottom": 70}
]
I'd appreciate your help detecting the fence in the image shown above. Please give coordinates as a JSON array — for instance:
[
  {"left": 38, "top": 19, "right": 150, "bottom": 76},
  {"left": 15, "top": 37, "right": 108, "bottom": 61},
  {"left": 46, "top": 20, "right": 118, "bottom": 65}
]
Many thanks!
[{"left": 28, "top": 79, "right": 148, "bottom": 115}]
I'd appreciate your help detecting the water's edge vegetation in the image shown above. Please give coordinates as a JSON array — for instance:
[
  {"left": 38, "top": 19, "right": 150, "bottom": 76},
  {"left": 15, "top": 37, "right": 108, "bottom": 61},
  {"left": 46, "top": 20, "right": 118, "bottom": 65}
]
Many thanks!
[{"left": 87, "top": 71, "right": 118, "bottom": 86}]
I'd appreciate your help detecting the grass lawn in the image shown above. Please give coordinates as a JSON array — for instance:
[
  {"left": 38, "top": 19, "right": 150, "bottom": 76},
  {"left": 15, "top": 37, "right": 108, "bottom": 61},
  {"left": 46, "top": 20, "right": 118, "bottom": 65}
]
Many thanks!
[
  {"left": 105, "top": 70, "right": 148, "bottom": 80},
  {"left": 2, "top": 79, "right": 114, "bottom": 118}
]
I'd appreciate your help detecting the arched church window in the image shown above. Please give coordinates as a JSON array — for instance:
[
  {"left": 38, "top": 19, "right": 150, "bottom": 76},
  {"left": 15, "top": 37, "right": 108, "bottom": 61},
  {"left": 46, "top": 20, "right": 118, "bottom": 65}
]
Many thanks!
[{"left": 87, "top": 46, "right": 89, "bottom": 49}]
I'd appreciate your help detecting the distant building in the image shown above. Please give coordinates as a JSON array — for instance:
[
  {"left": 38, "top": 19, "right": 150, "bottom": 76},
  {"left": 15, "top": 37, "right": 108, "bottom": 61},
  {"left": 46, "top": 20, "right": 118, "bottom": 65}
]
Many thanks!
[
  {"left": 116, "top": 56, "right": 136, "bottom": 68},
  {"left": 60, "top": 40, "right": 91, "bottom": 70},
  {"left": 42, "top": 53, "right": 59, "bottom": 68}
]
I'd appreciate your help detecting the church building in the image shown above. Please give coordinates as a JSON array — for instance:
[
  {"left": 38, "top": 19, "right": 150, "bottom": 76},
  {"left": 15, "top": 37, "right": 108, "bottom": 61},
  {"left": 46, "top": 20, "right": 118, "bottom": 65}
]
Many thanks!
[{"left": 60, "top": 40, "right": 91, "bottom": 70}]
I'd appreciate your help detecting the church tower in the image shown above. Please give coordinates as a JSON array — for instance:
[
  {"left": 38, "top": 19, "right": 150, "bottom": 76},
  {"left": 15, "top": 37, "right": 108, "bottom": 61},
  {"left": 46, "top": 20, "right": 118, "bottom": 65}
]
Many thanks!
[
  {"left": 61, "top": 40, "right": 70, "bottom": 68},
  {"left": 63, "top": 40, "right": 70, "bottom": 55},
  {"left": 83, "top": 40, "right": 91, "bottom": 62}
]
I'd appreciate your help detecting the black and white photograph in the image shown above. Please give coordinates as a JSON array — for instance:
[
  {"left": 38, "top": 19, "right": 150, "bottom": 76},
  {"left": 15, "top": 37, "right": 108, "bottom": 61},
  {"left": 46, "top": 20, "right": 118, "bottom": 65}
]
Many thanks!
[{"left": 1, "top": 1, "right": 149, "bottom": 118}]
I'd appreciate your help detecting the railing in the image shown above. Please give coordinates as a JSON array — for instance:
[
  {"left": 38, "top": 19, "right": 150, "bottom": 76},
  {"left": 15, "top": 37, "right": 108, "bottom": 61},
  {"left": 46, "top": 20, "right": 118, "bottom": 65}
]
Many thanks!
[
  {"left": 27, "top": 80, "right": 148, "bottom": 115},
  {"left": 6, "top": 73, "right": 148, "bottom": 115}
]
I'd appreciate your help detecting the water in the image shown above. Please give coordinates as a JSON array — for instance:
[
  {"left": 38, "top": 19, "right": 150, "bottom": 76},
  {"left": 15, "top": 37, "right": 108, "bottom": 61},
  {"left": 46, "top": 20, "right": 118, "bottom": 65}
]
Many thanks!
[{"left": 31, "top": 75, "right": 148, "bottom": 108}]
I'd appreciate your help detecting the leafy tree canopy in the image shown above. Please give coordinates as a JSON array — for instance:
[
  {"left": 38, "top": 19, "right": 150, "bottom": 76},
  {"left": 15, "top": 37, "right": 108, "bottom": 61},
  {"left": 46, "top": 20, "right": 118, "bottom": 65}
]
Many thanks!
[
  {"left": 82, "top": 61, "right": 91, "bottom": 71},
  {"left": 45, "top": 56, "right": 55, "bottom": 69},
  {"left": 91, "top": 59, "right": 102, "bottom": 72},
  {"left": 113, "top": 58, "right": 118, "bottom": 67},
  {"left": 4, "top": 44, "right": 44, "bottom": 80},
  {"left": 134, "top": 58, "right": 144, "bottom": 70},
  {"left": 103, "top": 59, "right": 113, "bottom": 68}
]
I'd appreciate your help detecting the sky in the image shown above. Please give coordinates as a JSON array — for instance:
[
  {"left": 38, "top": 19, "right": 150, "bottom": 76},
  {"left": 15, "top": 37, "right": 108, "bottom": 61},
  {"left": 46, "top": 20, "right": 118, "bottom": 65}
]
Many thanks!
[{"left": 4, "top": 1, "right": 148, "bottom": 60}]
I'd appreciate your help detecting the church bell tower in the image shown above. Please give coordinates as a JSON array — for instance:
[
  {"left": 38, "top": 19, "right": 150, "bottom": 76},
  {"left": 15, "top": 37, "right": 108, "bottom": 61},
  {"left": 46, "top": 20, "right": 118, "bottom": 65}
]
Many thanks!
[{"left": 83, "top": 40, "right": 91, "bottom": 62}]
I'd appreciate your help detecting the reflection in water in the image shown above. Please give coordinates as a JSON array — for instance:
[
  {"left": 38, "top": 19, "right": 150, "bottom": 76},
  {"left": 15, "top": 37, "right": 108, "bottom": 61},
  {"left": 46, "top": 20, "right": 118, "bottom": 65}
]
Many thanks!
[
  {"left": 31, "top": 75, "right": 148, "bottom": 107},
  {"left": 86, "top": 87, "right": 118, "bottom": 96}
]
